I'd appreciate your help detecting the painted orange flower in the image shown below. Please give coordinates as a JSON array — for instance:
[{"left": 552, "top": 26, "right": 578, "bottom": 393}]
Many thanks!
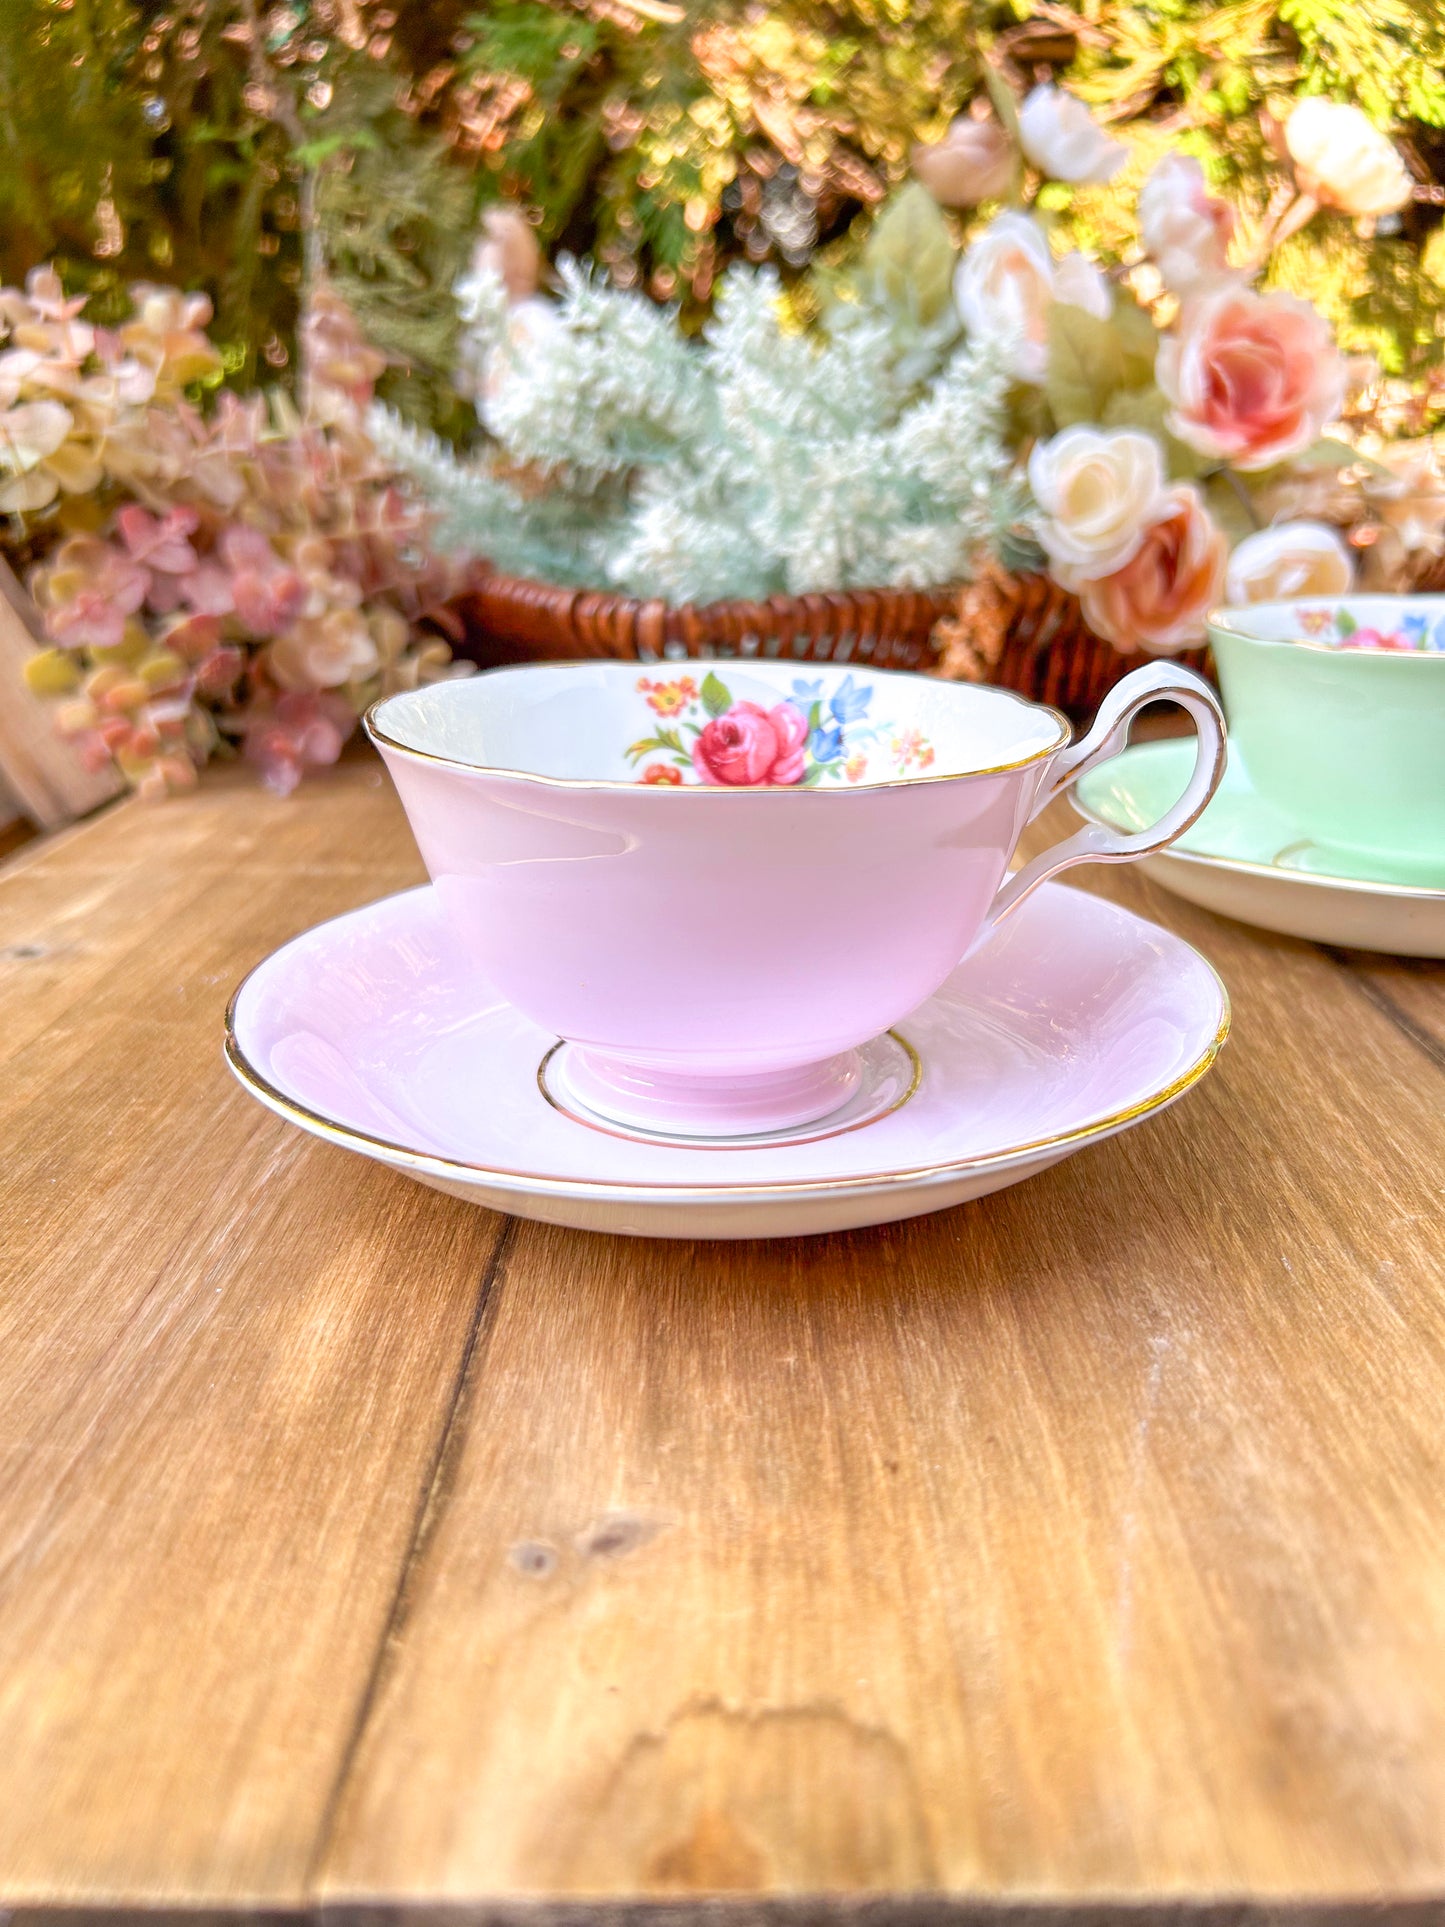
[
  {"left": 640, "top": 762, "right": 684, "bottom": 785},
  {"left": 845, "top": 751, "right": 869, "bottom": 784},
  {"left": 637, "top": 675, "right": 699, "bottom": 717}
]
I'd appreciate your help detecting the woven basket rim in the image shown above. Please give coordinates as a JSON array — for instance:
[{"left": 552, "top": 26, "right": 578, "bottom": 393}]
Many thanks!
[{"left": 461, "top": 570, "right": 963, "bottom": 618}]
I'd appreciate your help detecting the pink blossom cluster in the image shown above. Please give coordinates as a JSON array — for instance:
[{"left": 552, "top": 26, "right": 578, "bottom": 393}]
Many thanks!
[{"left": 15, "top": 271, "right": 466, "bottom": 797}]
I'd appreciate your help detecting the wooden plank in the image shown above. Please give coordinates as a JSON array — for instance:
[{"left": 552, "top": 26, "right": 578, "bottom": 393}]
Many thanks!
[
  {"left": 0, "top": 758, "right": 506, "bottom": 1903},
  {"left": 1326, "top": 949, "right": 1445, "bottom": 1061},
  {"left": 1, "top": 761, "right": 1442, "bottom": 1914},
  {"left": 316, "top": 814, "right": 1445, "bottom": 1907},
  {"left": 0, "top": 553, "right": 121, "bottom": 829}
]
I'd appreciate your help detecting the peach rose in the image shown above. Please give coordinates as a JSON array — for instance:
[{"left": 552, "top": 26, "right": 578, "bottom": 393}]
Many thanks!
[
  {"left": 1157, "top": 285, "right": 1345, "bottom": 471},
  {"left": 954, "top": 213, "right": 1109, "bottom": 384},
  {"left": 1285, "top": 99, "right": 1412, "bottom": 219},
  {"left": 472, "top": 206, "right": 543, "bottom": 302},
  {"left": 1138, "top": 154, "right": 1234, "bottom": 294},
  {"left": 1028, "top": 427, "right": 1168, "bottom": 582},
  {"left": 912, "top": 116, "right": 1014, "bottom": 208},
  {"left": 1077, "top": 484, "right": 1227, "bottom": 655},
  {"left": 1224, "top": 521, "right": 1354, "bottom": 605},
  {"left": 1017, "top": 85, "right": 1127, "bottom": 186}
]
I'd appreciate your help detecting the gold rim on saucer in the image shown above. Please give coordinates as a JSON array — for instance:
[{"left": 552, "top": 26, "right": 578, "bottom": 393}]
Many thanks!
[
  {"left": 223, "top": 970, "right": 1231, "bottom": 1202},
  {"left": 534, "top": 1031, "right": 924, "bottom": 1150}
]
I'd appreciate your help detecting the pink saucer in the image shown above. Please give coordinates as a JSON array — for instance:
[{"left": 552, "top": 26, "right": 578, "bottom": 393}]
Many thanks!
[{"left": 226, "top": 882, "right": 1229, "bottom": 1239}]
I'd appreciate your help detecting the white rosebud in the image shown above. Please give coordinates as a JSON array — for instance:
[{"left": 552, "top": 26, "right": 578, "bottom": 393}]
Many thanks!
[
  {"left": 1018, "top": 84, "right": 1127, "bottom": 186},
  {"left": 1224, "top": 520, "right": 1355, "bottom": 604},
  {"left": 1284, "top": 99, "right": 1412, "bottom": 219},
  {"left": 1028, "top": 427, "right": 1169, "bottom": 582},
  {"left": 954, "top": 212, "right": 1109, "bottom": 384},
  {"left": 1138, "top": 153, "right": 1235, "bottom": 293}
]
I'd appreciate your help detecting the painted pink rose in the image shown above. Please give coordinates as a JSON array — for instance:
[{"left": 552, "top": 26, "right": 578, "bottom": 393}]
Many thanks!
[
  {"left": 1157, "top": 286, "right": 1345, "bottom": 472},
  {"left": 1344, "top": 627, "right": 1411, "bottom": 650},
  {"left": 692, "top": 701, "right": 809, "bottom": 786},
  {"left": 1077, "top": 484, "right": 1228, "bottom": 656}
]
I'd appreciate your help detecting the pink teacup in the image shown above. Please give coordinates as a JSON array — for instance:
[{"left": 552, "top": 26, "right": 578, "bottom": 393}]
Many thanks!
[{"left": 367, "top": 657, "right": 1224, "bottom": 1137}]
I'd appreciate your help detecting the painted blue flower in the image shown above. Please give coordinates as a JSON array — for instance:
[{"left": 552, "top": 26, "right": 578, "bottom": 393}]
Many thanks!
[
  {"left": 791, "top": 678, "right": 825, "bottom": 705},
  {"left": 828, "top": 674, "right": 872, "bottom": 724},
  {"left": 1402, "top": 613, "right": 1429, "bottom": 647},
  {"left": 811, "top": 722, "right": 844, "bottom": 763},
  {"left": 1431, "top": 616, "right": 1445, "bottom": 653}
]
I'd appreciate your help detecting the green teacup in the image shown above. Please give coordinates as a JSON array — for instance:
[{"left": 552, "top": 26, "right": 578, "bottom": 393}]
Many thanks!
[{"left": 1207, "top": 596, "right": 1445, "bottom": 884}]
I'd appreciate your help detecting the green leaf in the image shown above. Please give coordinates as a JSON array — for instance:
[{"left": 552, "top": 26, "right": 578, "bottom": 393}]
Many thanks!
[
  {"left": 1202, "top": 473, "right": 1263, "bottom": 547},
  {"left": 1111, "top": 295, "right": 1159, "bottom": 389},
  {"left": 1099, "top": 387, "right": 1209, "bottom": 479},
  {"left": 1292, "top": 436, "right": 1364, "bottom": 468},
  {"left": 293, "top": 129, "right": 381, "bottom": 167},
  {"left": 1099, "top": 386, "right": 1170, "bottom": 437},
  {"left": 701, "top": 672, "right": 732, "bottom": 718},
  {"left": 1045, "top": 303, "right": 1130, "bottom": 429},
  {"left": 1008, "top": 380, "right": 1054, "bottom": 447},
  {"left": 862, "top": 182, "right": 957, "bottom": 329},
  {"left": 980, "top": 54, "right": 1022, "bottom": 150},
  {"left": 1335, "top": 607, "right": 1358, "bottom": 636}
]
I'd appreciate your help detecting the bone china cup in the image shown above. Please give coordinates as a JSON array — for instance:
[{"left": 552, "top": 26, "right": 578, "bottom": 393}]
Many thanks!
[
  {"left": 1209, "top": 597, "right": 1445, "bottom": 882},
  {"left": 366, "top": 658, "right": 1225, "bottom": 1138}
]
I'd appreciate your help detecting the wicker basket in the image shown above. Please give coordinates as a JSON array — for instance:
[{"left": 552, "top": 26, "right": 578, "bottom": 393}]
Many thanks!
[
  {"left": 448, "top": 568, "right": 1211, "bottom": 718},
  {"left": 451, "top": 574, "right": 958, "bottom": 671}
]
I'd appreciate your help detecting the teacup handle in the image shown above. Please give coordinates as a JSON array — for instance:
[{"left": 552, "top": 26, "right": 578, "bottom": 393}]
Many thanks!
[{"left": 984, "top": 662, "right": 1227, "bottom": 929}]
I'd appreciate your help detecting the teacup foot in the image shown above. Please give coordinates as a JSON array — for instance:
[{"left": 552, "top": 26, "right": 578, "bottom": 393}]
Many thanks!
[{"left": 549, "top": 1043, "right": 865, "bottom": 1139}]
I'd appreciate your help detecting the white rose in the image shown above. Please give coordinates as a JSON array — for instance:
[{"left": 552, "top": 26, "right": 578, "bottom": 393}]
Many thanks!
[
  {"left": 912, "top": 116, "right": 1014, "bottom": 208},
  {"left": 1027, "top": 427, "right": 1168, "bottom": 582},
  {"left": 1018, "top": 85, "right": 1127, "bottom": 186},
  {"left": 1138, "top": 154, "right": 1235, "bottom": 293},
  {"left": 1285, "top": 99, "right": 1411, "bottom": 219},
  {"left": 1224, "top": 521, "right": 1355, "bottom": 605},
  {"left": 954, "top": 212, "right": 1109, "bottom": 383}
]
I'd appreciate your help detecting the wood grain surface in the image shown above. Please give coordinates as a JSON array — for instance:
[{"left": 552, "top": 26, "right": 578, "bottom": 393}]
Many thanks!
[{"left": 0, "top": 751, "right": 1442, "bottom": 1922}]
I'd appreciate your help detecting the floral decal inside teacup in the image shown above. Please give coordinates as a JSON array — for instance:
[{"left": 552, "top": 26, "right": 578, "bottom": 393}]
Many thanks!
[
  {"left": 1293, "top": 604, "right": 1445, "bottom": 650},
  {"left": 627, "top": 670, "right": 935, "bottom": 786}
]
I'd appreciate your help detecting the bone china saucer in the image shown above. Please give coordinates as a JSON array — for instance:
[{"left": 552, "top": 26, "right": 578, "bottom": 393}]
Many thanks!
[
  {"left": 225, "top": 881, "right": 1229, "bottom": 1240},
  {"left": 1074, "top": 739, "right": 1445, "bottom": 958}
]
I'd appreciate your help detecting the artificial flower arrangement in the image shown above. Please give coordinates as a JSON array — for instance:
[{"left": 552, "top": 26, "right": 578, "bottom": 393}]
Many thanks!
[
  {"left": 913, "top": 82, "right": 1445, "bottom": 675},
  {"left": 11, "top": 274, "right": 465, "bottom": 797},
  {"left": 380, "top": 85, "right": 1445, "bottom": 696}
]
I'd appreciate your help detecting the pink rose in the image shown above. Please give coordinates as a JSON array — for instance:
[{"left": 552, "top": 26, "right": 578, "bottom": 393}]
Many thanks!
[
  {"left": 1157, "top": 286, "right": 1345, "bottom": 472},
  {"left": 692, "top": 701, "right": 809, "bottom": 786},
  {"left": 912, "top": 115, "right": 1014, "bottom": 208},
  {"left": 1076, "top": 484, "right": 1228, "bottom": 656}
]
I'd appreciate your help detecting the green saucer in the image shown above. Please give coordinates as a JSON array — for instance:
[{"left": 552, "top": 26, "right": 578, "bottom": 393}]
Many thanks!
[{"left": 1076, "top": 739, "right": 1445, "bottom": 891}]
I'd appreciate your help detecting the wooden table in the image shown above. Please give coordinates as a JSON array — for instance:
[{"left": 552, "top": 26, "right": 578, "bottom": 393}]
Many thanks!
[{"left": 2, "top": 753, "right": 1443, "bottom": 1923}]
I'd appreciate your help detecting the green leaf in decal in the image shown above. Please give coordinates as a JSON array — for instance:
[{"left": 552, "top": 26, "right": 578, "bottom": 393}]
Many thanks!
[{"left": 701, "top": 672, "right": 732, "bottom": 718}]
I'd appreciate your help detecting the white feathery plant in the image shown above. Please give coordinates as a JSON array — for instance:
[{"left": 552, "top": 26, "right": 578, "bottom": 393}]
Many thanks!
[{"left": 377, "top": 197, "right": 1024, "bottom": 605}]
